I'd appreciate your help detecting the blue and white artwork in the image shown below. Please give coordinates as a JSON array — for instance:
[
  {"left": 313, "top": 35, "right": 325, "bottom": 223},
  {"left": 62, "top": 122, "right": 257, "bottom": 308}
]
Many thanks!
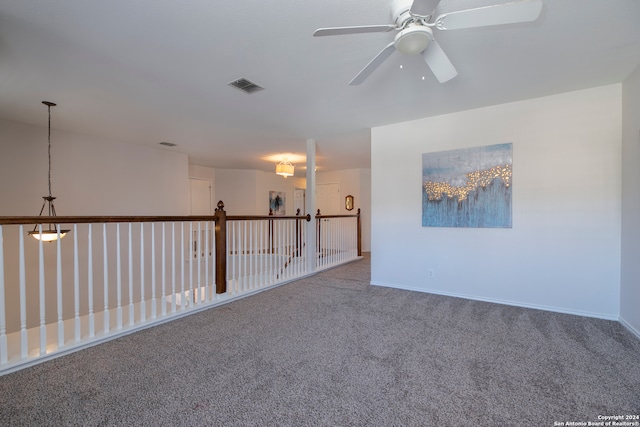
[
  {"left": 269, "top": 191, "right": 286, "bottom": 216},
  {"left": 422, "top": 143, "right": 512, "bottom": 228}
]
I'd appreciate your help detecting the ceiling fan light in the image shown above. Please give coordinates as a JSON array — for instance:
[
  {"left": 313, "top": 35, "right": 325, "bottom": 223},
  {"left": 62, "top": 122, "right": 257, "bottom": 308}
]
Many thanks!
[{"left": 394, "top": 26, "right": 431, "bottom": 55}]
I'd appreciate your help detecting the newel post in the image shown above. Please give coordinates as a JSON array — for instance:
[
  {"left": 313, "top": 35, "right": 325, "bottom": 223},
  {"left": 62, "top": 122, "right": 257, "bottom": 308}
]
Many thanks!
[
  {"left": 214, "top": 201, "right": 227, "bottom": 294},
  {"left": 357, "top": 208, "right": 362, "bottom": 257}
]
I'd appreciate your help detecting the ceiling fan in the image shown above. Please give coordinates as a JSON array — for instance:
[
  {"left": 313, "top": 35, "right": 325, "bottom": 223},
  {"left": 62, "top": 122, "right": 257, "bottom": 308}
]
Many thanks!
[{"left": 313, "top": 0, "right": 543, "bottom": 85}]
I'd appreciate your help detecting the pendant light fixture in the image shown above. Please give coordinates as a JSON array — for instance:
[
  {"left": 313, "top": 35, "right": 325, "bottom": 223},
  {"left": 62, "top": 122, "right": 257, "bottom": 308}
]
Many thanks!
[
  {"left": 275, "top": 158, "right": 294, "bottom": 178},
  {"left": 28, "top": 101, "right": 70, "bottom": 242}
]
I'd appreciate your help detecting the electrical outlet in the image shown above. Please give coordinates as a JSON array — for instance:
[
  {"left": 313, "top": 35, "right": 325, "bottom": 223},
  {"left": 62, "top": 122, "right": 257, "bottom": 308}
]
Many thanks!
[{"left": 428, "top": 268, "right": 434, "bottom": 278}]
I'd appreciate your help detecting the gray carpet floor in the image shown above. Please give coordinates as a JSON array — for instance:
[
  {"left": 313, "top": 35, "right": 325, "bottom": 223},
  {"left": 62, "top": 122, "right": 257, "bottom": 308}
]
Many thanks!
[{"left": 1, "top": 253, "right": 639, "bottom": 426}]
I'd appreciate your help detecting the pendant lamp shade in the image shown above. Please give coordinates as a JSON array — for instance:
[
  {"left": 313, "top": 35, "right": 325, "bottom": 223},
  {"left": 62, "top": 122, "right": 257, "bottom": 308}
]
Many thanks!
[{"left": 276, "top": 158, "right": 294, "bottom": 178}]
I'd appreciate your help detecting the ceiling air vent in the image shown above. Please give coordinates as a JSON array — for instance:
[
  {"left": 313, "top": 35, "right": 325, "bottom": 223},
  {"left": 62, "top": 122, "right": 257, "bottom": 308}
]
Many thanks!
[{"left": 228, "top": 77, "right": 264, "bottom": 94}]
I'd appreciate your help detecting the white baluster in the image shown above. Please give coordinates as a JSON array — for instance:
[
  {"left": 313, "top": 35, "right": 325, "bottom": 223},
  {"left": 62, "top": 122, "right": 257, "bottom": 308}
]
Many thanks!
[
  {"left": 250, "top": 221, "right": 254, "bottom": 289},
  {"left": 38, "top": 224, "right": 46, "bottom": 355},
  {"left": 320, "top": 219, "right": 325, "bottom": 268},
  {"left": 88, "top": 224, "right": 94, "bottom": 337},
  {"left": 204, "top": 221, "right": 209, "bottom": 302},
  {"left": 116, "top": 223, "right": 122, "bottom": 330},
  {"left": 128, "top": 223, "right": 134, "bottom": 326},
  {"left": 180, "top": 222, "right": 185, "bottom": 310},
  {"left": 151, "top": 223, "right": 156, "bottom": 319},
  {"left": 282, "top": 220, "right": 287, "bottom": 280},
  {"left": 337, "top": 218, "right": 342, "bottom": 264},
  {"left": 290, "top": 219, "right": 295, "bottom": 278},
  {"left": 73, "top": 224, "right": 80, "bottom": 342},
  {"left": 269, "top": 221, "right": 274, "bottom": 284},
  {"left": 258, "top": 220, "right": 263, "bottom": 287},
  {"left": 353, "top": 217, "right": 357, "bottom": 259},
  {"left": 230, "top": 221, "right": 236, "bottom": 293},
  {"left": 326, "top": 219, "right": 330, "bottom": 267},
  {"left": 290, "top": 219, "right": 294, "bottom": 278},
  {"left": 188, "top": 222, "right": 193, "bottom": 307},
  {"left": 242, "top": 221, "right": 247, "bottom": 292},
  {"left": 300, "top": 218, "right": 305, "bottom": 275},
  {"left": 301, "top": 218, "right": 306, "bottom": 274},
  {"left": 297, "top": 219, "right": 302, "bottom": 275},
  {"left": 0, "top": 225, "right": 7, "bottom": 364},
  {"left": 161, "top": 222, "right": 166, "bottom": 316},
  {"left": 171, "top": 222, "right": 176, "bottom": 313},
  {"left": 19, "top": 226, "right": 27, "bottom": 359},
  {"left": 56, "top": 225, "right": 63, "bottom": 349},
  {"left": 103, "top": 223, "right": 109, "bottom": 334},
  {"left": 211, "top": 221, "right": 216, "bottom": 301},
  {"left": 197, "top": 221, "right": 201, "bottom": 304},
  {"left": 140, "top": 223, "right": 146, "bottom": 322},
  {"left": 289, "top": 219, "right": 294, "bottom": 278},
  {"left": 279, "top": 219, "right": 284, "bottom": 278}
]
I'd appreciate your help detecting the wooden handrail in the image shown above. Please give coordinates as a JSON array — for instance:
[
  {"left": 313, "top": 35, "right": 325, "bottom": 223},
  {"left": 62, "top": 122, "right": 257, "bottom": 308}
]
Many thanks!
[
  {"left": 0, "top": 214, "right": 312, "bottom": 225},
  {"left": 315, "top": 208, "right": 360, "bottom": 219},
  {"left": 0, "top": 215, "right": 221, "bottom": 225},
  {"left": 228, "top": 214, "right": 311, "bottom": 221}
]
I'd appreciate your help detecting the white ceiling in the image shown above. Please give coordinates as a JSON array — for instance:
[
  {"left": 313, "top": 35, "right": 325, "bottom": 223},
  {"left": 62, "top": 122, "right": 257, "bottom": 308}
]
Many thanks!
[{"left": 1, "top": 0, "right": 639, "bottom": 176}]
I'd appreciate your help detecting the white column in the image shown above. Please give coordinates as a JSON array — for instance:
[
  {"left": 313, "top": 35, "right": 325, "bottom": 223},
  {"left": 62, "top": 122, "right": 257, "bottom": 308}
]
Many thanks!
[{"left": 306, "top": 138, "right": 317, "bottom": 274}]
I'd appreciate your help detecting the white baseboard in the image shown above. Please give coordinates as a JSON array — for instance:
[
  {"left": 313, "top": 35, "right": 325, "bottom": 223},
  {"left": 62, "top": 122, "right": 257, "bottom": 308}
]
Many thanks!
[
  {"left": 370, "top": 281, "right": 619, "bottom": 321},
  {"left": 619, "top": 316, "right": 640, "bottom": 340}
]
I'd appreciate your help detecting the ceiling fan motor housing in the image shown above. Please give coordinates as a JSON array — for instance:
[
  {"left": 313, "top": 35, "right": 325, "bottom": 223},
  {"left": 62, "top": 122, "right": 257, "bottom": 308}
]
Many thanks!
[{"left": 391, "top": 0, "right": 416, "bottom": 25}]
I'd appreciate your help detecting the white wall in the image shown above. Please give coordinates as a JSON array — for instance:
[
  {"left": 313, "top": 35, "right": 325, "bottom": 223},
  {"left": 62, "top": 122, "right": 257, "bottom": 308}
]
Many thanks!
[
  {"left": 214, "top": 169, "right": 304, "bottom": 216},
  {"left": 1, "top": 118, "right": 190, "bottom": 216},
  {"left": 255, "top": 171, "right": 304, "bottom": 216},
  {"left": 371, "top": 85, "right": 622, "bottom": 319},
  {"left": 189, "top": 163, "right": 216, "bottom": 200},
  {"left": 214, "top": 169, "right": 259, "bottom": 215},
  {"left": 621, "top": 66, "right": 640, "bottom": 336}
]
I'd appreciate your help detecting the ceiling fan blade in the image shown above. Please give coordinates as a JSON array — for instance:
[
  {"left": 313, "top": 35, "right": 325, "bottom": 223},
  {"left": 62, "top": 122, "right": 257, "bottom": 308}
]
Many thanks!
[
  {"left": 421, "top": 39, "right": 457, "bottom": 83},
  {"left": 313, "top": 25, "right": 396, "bottom": 37},
  {"left": 410, "top": 0, "right": 441, "bottom": 18},
  {"left": 349, "top": 42, "right": 396, "bottom": 85},
  {"left": 435, "top": 0, "right": 543, "bottom": 30}
]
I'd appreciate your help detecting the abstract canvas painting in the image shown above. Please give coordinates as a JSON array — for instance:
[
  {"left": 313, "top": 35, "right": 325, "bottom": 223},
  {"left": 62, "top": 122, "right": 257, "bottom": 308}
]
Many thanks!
[
  {"left": 269, "top": 191, "right": 286, "bottom": 216},
  {"left": 422, "top": 143, "right": 512, "bottom": 228}
]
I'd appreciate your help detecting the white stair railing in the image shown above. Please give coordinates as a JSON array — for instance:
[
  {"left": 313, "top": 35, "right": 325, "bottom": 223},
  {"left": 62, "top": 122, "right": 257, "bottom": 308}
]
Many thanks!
[
  {"left": 0, "top": 203, "right": 362, "bottom": 375},
  {"left": 226, "top": 212, "right": 309, "bottom": 295},
  {"left": 0, "top": 215, "right": 221, "bottom": 375},
  {"left": 315, "top": 209, "right": 361, "bottom": 270}
]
